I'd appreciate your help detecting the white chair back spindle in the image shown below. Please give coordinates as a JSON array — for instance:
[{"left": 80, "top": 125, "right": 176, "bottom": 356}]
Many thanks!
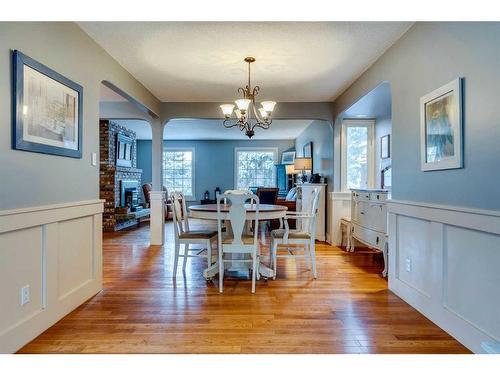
[
  {"left": 216, "top": 192, "right": 259, "bottom": 248},
  {"left": 171, "top": 191, "right": 190, "bottom": 239},
  {"left": 216, "top": 191, "right": 260, "bottom": 293},
  {"left": 270, "top": 187, "right": 321, "bottom": 279},
  {"left": 170, "top": 191, "right": 218, "bottom": 279},
  {"left": 306, "top": 188, "right": 321, "bottom": 237}
]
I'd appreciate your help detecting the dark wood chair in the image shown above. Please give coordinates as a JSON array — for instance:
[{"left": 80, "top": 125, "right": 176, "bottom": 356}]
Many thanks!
[
  {"left": 256, "top": 187, "right": 280, "bottom": 231},
  {"left": 256, "top": 187, "right": 279, "bottom": 205}
]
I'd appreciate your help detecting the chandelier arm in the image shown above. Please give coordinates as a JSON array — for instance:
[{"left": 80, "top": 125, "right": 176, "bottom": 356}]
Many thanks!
[
  {"left": 252, "top": 102, "right": 271, "bottom": 124},
  {"left": 252, "top": 103, "right": 263, "bottom": 122},
  {"left": 254, "top": 122, "right": 271, "bottom": 130},
  {"left": 223, "top": 119, "right": 240, "bottom": 129},
  {"left": 252, "top": 86, "right": 260, "bottom": 97}
]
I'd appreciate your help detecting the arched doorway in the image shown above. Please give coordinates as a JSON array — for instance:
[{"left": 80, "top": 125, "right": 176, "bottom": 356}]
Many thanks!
[{"left": 98, "top": 82, "right": 155, "bottom": 236}]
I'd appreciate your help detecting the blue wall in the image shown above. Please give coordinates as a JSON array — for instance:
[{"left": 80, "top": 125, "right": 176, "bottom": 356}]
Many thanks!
[
  {"left": 295, "top": 120, "right": 334, "bottom": 192},
  {"left": 137, "top": 139, "right": 295, "bottom": 202},
  {"left": 333, "top": 23, "right": 500, "bottom": 210}
]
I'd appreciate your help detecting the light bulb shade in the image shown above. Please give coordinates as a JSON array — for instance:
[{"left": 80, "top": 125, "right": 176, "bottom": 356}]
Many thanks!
[
  {"left": 261, "top": 101, "right": 276, "bottom": 113},
  {"left": 285, "top": 164, "right": 296, "bottom": 175},
  {"left": 235, "top": 109, "right": 243, "bottom": 119},
  {"left": 235, "top": 99, "right": 251, "bottom": 112},
  {"left": 294, "top": 157, "right": 312, "bottom": 171},
  {"left": 258, "top": 107, "right": 269, "bottom": 119},
  {"left": 220, "top": 104, "right": 235, "bottom": 117}
]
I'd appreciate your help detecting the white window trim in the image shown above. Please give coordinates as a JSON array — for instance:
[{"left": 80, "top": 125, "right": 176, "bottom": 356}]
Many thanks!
[
  {"left": 341, "top": 119, "right": 376, "bottom": 192},
  {"left": 234, "top": 147, "right": 279, "bottom": 189},
  {"left": 163, "top": 147, "right": 196, "bottom": 201}
]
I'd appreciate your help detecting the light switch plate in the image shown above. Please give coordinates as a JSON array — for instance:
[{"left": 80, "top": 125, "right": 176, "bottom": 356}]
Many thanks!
[{"left": 91, "top": 152, "right": 97, "bottom": 166}]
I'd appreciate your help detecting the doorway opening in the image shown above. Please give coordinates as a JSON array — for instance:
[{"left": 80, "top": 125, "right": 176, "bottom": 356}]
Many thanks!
[{"left": 98, "top": 83, "right": 153, "bottom": 234}]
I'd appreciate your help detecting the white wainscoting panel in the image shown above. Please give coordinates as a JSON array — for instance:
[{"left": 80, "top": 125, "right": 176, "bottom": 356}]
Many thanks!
[
  {"left": 58, "top": 216, "right": 94, "bottom": 301},
  {"left": 0, "top": 200, "right": 103, "bottom": 353},
  {"left": 388, "top": 199, "right": 500, "bottom": 353},
  {"left": 443, "top": 226, "right": 500, "bottom": 342},
  {"left": 328, "top": 192, "right": 351, "bottom": 246},
  {"left": 395, "top": 215, "right": 433, "bottom": 298}
]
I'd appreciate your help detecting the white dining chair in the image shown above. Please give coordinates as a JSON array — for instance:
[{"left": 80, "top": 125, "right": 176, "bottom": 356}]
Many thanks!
[
  {"left": 270, "top": 188, "right": 321, "bottom": 279},
  {"left": 216, "top": 191, "right": 260, "bottom": 293},
  {"left": 170, "top": 191, "right": 218, "bottom": 278}
]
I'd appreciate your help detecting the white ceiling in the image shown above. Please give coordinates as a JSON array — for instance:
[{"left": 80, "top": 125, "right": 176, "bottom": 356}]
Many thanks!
[
  {"left": 79, "top": 22, "right": 412, "bottom": 102},
  {"left": 110, "top": 118, "right": 316, "bottom": 140}
]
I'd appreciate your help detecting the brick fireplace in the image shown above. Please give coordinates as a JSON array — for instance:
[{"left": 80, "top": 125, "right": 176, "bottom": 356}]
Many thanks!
[{"left": 99, "top": 119, "right": 144, "bottom": 231}]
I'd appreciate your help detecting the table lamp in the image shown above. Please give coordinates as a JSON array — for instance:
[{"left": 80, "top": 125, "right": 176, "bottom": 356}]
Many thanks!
[{"left": 294, "top": 157, "right": 312, "bottom": 182}]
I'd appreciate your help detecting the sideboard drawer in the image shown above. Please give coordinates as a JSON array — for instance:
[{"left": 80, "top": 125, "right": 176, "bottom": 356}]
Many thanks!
[
  {"left": 352, "top": 223, "right": 385, "bottom": 250},
  {"left": 366, "top": 202, "right": 387, "bottom": 232},
  {"left": 370, "top": 192, "right": 387, "bottom": 202}
]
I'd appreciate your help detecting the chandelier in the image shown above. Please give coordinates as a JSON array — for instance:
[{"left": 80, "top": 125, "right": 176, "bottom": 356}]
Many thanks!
[{"left": 220, "top": 57, "right": 276, "bottom": 138}]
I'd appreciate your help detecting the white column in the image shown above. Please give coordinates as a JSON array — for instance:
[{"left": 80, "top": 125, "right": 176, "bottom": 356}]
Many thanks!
[
  {"left": 150, "top": 120, "right": 166, "bottom": 245},
  {"left": 150, "top": 190, "right": 165, "bottom": 245}
]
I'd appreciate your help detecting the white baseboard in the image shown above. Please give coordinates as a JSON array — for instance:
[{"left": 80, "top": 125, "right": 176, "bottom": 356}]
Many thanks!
[
  {"left": 387, "top": 199, "right": 500, "bottom": 353},
  {"left": 0, "top": 200, "right": 104, "bottom": 353}
]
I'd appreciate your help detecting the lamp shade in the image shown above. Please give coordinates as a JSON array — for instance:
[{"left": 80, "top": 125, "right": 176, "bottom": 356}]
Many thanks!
[
  {"left": 294, "top": 157, "right": 312, "bottom": 171},
  {"left": 235, "top": 99, "right": 251, "bottom": 112},
  {"left": 285, "top": 164, "right": 296, "bottom": 175},
  {"left": 220, "top": 104, "right": 235, "bottom": 117},
  {"left": 261, "top": 101, "right": 276, "bottom": 113}
]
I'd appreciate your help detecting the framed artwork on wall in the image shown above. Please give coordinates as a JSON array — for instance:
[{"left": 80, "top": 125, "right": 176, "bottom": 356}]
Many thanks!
[
  {"left": 381, "top": 165, "right": 392, "bottom": 190},
  {"left": 281, "top": 151, "right": 296, "bottom": 165},
  {"left": 12, "top": 50, "right": 83, "bottom": 158},
  {"left": 303, "top": 142, "right": 313, "bottom": 158},
  {"left": 420, "top": 77, "right": 463, "bottom": 171},
  {"left": 380, "top": 134, "right": 390, "bottom": 159},
  {"left": 303, "top": 142, "right": 313, "bottom": 174}
]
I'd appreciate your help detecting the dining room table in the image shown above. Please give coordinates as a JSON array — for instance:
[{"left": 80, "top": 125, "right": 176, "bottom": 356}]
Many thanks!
[{"left": 189, "top": 203, "right": 288, "bottom": 280}]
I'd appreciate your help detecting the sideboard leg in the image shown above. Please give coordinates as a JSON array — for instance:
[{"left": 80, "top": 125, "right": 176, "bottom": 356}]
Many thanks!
[{"left": 382, "top": 242, "right": 388, "bottom": 277}]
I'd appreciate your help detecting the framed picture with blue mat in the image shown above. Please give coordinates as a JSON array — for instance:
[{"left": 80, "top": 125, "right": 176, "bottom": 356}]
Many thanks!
[{"left": 12, "top": 50, "right": 83, "bottom": 158}]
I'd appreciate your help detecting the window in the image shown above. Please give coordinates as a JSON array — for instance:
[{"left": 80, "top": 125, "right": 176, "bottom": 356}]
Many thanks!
[
  {"left": 235, "top": 147, "right": 278, "bottom": 189},
  {"left": 341, "top": 120, "right": 375, "bottom": 191},
  {"left": 163, "top": 148, "right": 195, "bottom": 200}
]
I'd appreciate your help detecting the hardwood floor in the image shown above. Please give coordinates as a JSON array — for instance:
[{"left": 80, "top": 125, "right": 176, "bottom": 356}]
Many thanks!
[{"left": 18, "top": 221, "right": 470, "bottom": 354}]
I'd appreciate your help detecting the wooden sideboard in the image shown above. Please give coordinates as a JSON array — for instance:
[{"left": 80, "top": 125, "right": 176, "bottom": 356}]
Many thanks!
[{"left": 273, "top": 198, "right": 296, "bottom": 230}]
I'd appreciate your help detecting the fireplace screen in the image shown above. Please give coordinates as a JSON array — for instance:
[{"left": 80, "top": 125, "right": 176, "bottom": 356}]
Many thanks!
[{"left": 120, "top": 180, "right": 139, "bottom": 208}]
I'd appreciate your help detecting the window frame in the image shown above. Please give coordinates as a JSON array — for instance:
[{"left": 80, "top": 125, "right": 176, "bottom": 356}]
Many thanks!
[
  {"left": 341, "top": 119, "right": 376, "bottom": 192},
  {"left": 234, "top": 147, "right": 279, "bottom": 190},
  {"left": 162, "top": 147, "right": 196, "bottom": 201}
]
